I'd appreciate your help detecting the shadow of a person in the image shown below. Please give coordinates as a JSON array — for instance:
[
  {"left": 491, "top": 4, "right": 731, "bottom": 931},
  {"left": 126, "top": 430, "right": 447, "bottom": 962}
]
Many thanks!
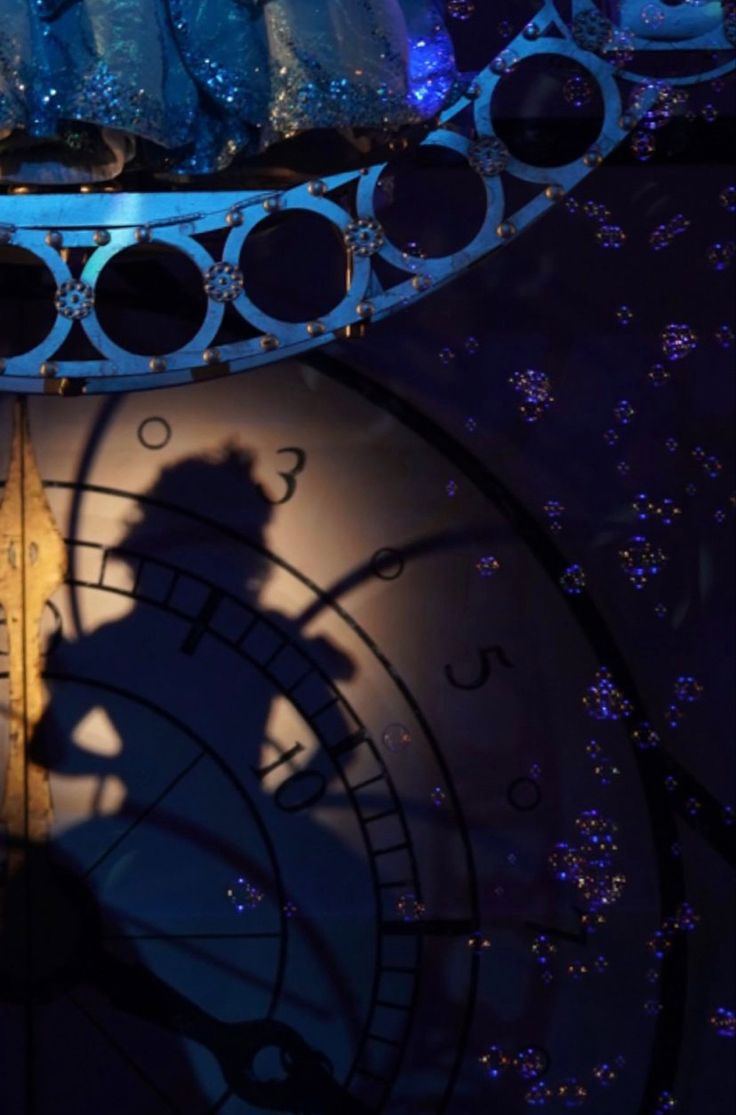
[{"left": 1, "top": 445, "right": 369, "bottom": 1114}]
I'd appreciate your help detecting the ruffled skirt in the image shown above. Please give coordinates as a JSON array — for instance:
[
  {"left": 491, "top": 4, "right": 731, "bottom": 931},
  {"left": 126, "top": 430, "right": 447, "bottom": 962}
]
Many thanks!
[{"left": 0, "top": 0, "right": 459, "bottom": 182}]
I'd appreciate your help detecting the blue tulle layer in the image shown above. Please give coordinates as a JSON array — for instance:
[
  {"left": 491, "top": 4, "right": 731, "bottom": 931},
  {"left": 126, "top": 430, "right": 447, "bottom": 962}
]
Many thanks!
[{"left": 0, "top": 0, "right": 459, "bottom": 181}]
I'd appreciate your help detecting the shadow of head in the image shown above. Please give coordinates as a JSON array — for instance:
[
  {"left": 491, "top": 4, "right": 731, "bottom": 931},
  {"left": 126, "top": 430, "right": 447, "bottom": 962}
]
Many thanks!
[{"left": 107, "top": 440, "right": 279, "bottom": 602}]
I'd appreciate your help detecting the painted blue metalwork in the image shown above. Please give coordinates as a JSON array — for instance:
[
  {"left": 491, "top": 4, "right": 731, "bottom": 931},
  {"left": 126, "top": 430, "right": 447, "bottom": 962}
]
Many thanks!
[
  {"left": 576, "top": 0, "right": 728, "bottom": 50},
  {"left": 0, "top": 0, "right": 732, "bottom": 395}
]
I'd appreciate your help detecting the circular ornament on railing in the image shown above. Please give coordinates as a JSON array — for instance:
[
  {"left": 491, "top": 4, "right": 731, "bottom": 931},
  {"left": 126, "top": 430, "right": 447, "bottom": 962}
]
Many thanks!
[
  {"left": 724, "top": 2, "right": 736, "bottom": 46},
  {"left": 467, "top": 137, "right": 510, "bottom": 177},
  {"left": 343, "top": 218, "right": 386, "bottom": 258},
  {"left": 54, "top": 280, "right": 95, "bottom": 321},
  {"left": 203, "top": 261, "right": 245, "bottom": 304},
  {"left": 571, "top": 10, "right": 614, "bottom": 54}
]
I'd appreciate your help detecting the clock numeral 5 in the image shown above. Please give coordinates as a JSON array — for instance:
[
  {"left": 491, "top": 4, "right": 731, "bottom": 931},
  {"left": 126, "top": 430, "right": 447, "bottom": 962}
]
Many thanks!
[
  {"left": 525, "top": 907, "right": 588, "bottom": 946},
  {"left": 445, "top": 644, "right": 515, "bottom": 690}
]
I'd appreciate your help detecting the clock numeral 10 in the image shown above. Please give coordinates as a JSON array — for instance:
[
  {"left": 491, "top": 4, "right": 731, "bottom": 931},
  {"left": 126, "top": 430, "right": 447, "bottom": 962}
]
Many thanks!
[{"left": 251, "top": 730, "right": 369, "bottom": 812}]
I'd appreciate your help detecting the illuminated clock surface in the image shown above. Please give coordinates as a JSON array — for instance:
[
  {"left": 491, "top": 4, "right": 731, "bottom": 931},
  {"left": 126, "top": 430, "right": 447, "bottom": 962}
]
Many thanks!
[
  {"left": 3, "top": 365, "right": 646, "bottom": 1114},
  {"left": 0, "top": 284, "right": 733, "bottom": 1114},
  {"left": 0, "top": 6, "right": 734, "bottom": 1113}
]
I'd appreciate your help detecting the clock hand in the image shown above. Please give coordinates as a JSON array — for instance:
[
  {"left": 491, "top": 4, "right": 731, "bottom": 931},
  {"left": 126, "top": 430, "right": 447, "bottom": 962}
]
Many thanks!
[
  {"left": 64, "top": 394, "right": 121, "bottom": 640},
  {"left": 0, "top": 398, "right": 68, "bottom": 877},
  {"left": 94, "top": 951, "right": 371, "bottom": 1114},
  {"left": 217, "top": 1022, "right": 372, "bottom": 1115}
]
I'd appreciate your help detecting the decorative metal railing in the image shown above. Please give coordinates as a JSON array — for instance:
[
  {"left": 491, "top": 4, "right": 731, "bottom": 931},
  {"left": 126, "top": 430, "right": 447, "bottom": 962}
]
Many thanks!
[{"left": 0, "top": 0, "right": 732, "bottom": 395}]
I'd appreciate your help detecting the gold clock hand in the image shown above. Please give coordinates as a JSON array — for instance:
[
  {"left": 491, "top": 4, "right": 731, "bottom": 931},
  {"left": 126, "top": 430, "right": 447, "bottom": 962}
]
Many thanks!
[{"left": 0, "top": 398, "right": 68, "bottom": 872}]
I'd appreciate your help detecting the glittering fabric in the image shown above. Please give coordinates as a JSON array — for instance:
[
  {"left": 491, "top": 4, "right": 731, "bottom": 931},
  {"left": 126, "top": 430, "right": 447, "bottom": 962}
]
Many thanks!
[{"left": 0, "top": 0, "right": 459, "bottom": 181}]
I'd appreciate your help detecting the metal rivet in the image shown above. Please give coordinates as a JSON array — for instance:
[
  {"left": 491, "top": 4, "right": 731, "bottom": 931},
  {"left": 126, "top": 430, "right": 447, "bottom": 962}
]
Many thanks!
[{"left": 59, "top": 377, "right": 85, "bottom": 397}]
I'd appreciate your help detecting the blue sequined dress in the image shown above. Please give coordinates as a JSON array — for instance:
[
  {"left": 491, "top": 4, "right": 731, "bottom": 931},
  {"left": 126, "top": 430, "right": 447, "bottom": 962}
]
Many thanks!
[{"left": 0, "top": 0, "right": 459, "bottom": 182}]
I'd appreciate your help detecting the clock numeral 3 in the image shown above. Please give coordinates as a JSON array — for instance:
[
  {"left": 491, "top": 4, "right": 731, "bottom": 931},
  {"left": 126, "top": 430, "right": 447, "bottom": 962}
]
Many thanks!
[{"left": 257, "top": 447, "right": 307, "bottom": 505}]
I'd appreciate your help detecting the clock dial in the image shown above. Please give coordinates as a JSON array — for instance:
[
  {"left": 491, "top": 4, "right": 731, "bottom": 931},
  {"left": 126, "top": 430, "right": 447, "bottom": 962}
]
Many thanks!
[
  {"left": 0, "top": 357, "right": 698, "bottom": 1113},
  {"left": 0, "top": 10, "right": 732, "bottom": 1111}
]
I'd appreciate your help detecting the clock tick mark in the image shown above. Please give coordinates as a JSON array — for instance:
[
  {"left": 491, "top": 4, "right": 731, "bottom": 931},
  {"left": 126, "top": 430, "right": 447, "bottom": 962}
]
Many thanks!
[
  {"left": 180, "top": 588, "right": 224, "bottom": 655},
  {"left": 364, "top": 808, "right": 399, "bottom": 824},
  {"left": 373, "top": 842, "right": 409, "bottom": 857},
  {"left": 351, "top": 773, "right": 385, "bottom": 792},
  {"left": 381, "top": 919, "right": 475, "bottom": 937},
  {"left": 366, "top": 1033, "right": 402, "bottom": 1048}
]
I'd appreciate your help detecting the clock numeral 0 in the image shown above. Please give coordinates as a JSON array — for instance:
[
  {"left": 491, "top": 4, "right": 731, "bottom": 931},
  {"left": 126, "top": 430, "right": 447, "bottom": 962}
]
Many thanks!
[
  {"left": 251, "top": 742, "right": 321, "bottom": 814},
  {"left": 507, "top": 777, "right": 541, "bottom": 812},
  {"left": 370, "top": 548, "right": 405, "bottom": 581},
  {"left": 445, "top": 644, "right": 515, "bottom": 690},
  {"left": 525, "top": 907, "right": 588, "bottom": 946},
  {"left": 271, "top": 770, "right": 326, "bottom": 813},
  {"left": 257, "top": 447, "right": 307, "bottom": 506}
]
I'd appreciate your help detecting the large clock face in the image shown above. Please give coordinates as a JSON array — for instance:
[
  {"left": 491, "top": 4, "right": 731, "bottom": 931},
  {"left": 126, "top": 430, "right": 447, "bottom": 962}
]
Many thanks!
[
  {"left": 0, "top": 362, "right": 685, "bottom": 1114},
  {"left": 0, "top": 4, "right": 733, "bottom": 1112}
]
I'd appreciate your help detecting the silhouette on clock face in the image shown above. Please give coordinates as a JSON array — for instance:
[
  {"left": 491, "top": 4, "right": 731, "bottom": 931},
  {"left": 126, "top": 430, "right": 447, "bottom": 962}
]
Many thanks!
[{"left": 1, "top": 446, "right": 373, "bottom": 1114}]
